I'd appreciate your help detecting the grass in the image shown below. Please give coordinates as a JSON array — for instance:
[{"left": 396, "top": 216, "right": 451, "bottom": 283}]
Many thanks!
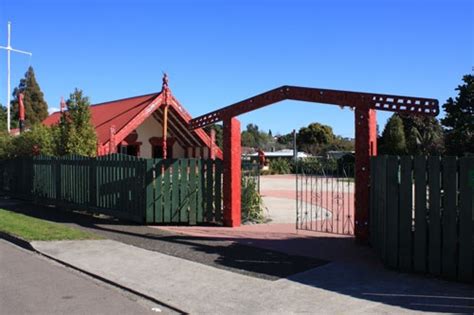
[{"left": 0, "top": 208, "right": 101, "bottom": 241}]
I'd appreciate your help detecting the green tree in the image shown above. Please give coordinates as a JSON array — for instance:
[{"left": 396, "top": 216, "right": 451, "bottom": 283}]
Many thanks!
[
  {"left": 11, "top": 124, "right": 55, "bottom": 157},
  {"left": 296, "top": 122, "right": 335, "bottom": 155},
  {"left": 441, "top": 74, "right": 474, "bottom": 156},
  {"left": 276, "top": 132, "right": 293, "bottom": 146},
  {"left": 241, "top": 123, "right": 272, "bottom": 148},
  {"left": 11, "top": 66, "right": 49, "bottom": 128},
  {"left": 399, "top": 114, "right": 444, "bottom": 155},
  {"left": 0, "top": 104, "right": 7, "bottom": 132},
  {"left": 241, "top": 123, "right": 259, "bottom": 147},
  {"left": 57, "top": 89, "right": 97, "bottom": 156},
  {"left": 0, "top": 130, "right": 13, "bottom": 159},
  {"left": 204, "top": 123, "right": 223, "bottom": 148},
  {"left": 327, "top": 136, "right": 355, "bottom": 152},
  {"left": 379, "top": 114, "right": 406, "bottom": 155}
]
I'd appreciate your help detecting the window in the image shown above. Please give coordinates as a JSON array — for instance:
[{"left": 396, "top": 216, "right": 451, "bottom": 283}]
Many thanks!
[
  {"left": 149, "top": 137, "right": 175, "bottom": 159},
  {"left": 118, "top": 144, "right": 140, "bottom": 157},
  {"left": 152, "top": 144, "right": 172, "bottom": 159}
]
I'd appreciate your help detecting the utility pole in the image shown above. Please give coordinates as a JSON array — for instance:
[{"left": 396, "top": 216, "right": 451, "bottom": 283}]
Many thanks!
[{"left": 0, "top": 22, "right": 32, "bottom": 133}]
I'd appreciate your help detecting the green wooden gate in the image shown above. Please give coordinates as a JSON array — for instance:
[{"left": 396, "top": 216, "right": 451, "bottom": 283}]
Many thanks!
[
  {"left": 370, "top": 156, "right": 474, "bottom": 283},
  {"left": 145, "top": 158, "right": 223, "bottom": 224}
]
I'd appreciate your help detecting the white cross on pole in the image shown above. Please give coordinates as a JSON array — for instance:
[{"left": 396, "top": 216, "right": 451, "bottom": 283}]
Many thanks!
[{"left": 0, "top": 22, "right": 32, "bottom": 133}]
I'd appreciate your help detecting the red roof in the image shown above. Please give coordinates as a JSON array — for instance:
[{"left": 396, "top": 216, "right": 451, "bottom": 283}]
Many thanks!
[
  {"left": 43, "top": 92, "right": 222, "bottom": 158},
  {"left": 44, "top": 93, "right": 160, "bottom": 145}
]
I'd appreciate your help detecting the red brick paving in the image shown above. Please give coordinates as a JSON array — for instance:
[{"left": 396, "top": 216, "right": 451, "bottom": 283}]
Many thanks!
[
  {"left": 154, "top": 175, "right": 363, "bottom": 261},
  {"left": 262, "top": 189, "right": 355, "bottom": 235}
]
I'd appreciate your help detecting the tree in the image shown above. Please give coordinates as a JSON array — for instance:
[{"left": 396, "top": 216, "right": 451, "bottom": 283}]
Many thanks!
[
  {"left": 0, "top": 130, "right": 13, "bottom": 159},
  {"left": 441, "top": 74, "right": 474, "bottom": 156},
  {"left": 297, "top": 122, "right": 335, "bottom": 155},
  {"left": 241, "top": 123, "right": 272, "bottom": 148},
  {"left": 11, "top": 124, "right": 55, "bottom": 157},
  {"left": 379, "top": 114, "right": 406, "bottom": 155},
  {"left": 241, "top": 123, "right": 260, "bottom": 147},
  {"left": 327, "top": 136, "right": 355, "bottom": 152},
  {"left": 204, "top": 124, "right": 223, "bottom": 148},
  {"left": 11, "top": 66, "right": 49, "bottom": 128},
  {"left": 57, "top": 89, "right": 97, "bottom": 156},
  {"left": 276, "top": 132, "right": 293, "bottom": 146},
  {"left": 398, "top": 114, "right": 444, "bottom": 155},
  {"left": 0, "top": 104, "right": 7, "bottom": 132}
]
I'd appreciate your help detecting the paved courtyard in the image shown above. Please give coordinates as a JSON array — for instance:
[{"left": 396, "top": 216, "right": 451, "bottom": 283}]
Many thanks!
[{"left": 260, "top": 174, "right": 354, "bottom": 228}]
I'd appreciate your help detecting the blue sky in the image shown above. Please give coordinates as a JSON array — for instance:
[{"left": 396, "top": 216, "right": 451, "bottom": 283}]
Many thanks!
[{"left": 0, "top": 0, "right": 472, "bottom": 137}]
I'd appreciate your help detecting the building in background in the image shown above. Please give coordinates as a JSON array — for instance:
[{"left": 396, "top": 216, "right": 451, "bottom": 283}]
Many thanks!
[{"left": 43, "top": 76, "right": 221, "bottom": 159}]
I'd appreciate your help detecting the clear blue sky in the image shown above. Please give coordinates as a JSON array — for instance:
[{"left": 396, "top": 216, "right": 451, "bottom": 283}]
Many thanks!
[{"left": 0, "top": 0, "right": 472, "bottom": 137}]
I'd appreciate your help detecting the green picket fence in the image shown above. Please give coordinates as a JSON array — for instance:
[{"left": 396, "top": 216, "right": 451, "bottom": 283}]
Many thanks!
[
  {"left": 0, "top": 154, "right": 223, "bottom": 225},
  {"left": 145, "top": 158, "right": 223, "bottom": 225},
  {"left": 370, "top": 156, "right": 474, "bottom": 283},
  {"left": 0, "top": 158, "right": 33, "bottom": 199}
]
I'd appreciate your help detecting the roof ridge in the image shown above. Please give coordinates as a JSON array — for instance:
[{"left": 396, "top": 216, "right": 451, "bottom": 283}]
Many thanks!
[
  {"left": 90, "top": 92, "right": 161, "bottom": 107},
  {"left": 45, "top": 92, "right": 162, "bottom": 116}
]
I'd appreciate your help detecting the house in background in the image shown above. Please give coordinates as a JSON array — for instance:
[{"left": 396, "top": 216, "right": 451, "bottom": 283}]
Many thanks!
[
  {"left": 43, "top": 75, "right": 222, "bottom": 159},
  {"left": 244, "top": 148, "right": 311, "bottom": 162}
]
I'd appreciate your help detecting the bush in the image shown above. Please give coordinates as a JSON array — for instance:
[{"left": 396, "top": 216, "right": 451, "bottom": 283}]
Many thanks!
[
  {"left": 241, "top": 177, "right": 265, "bottom": 223},
  {"left": 294, "top": 157, "right": 338, "bottom": 175},
  {"left": 11, "top": 124, "right": 55, "bottom": 157},
  {"left": 337, "top": 154, "right": 355, "bottom": 177},
  {"left": 269, "top": 158, "right": 291, "bottom": 174},
  {"left": 0, "top": 131, "right": 13, "bottom": 159}
]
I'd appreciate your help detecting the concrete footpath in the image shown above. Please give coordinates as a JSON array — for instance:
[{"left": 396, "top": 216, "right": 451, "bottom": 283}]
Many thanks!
[{"left": 32, "top": 239, "right": 474, "bottom": 314}]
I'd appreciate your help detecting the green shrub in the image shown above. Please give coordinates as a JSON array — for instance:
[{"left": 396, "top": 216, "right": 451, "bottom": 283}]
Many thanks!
[
  {"left": 241, "top": 177, "right": 265, "bottom": 223},
  {"left": 269, "top": 158, "right": 291, "bottom": 174},
  {"left": 337, "top": 154, "right": 355, "bottom": 177},
  {"left": 0, "top": 131, "right": 13, "bottom": 159},
  {"left": 11, "top": 124, "right": 55, "bottom": 157},
  {"left": 294, "top": 157, "right": 338, "bottom": 175},
  {"left": 260, "top": 169, "right": 272, "bottom": 176}
]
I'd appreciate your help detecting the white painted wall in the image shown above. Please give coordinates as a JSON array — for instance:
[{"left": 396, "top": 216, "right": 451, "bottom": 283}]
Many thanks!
[{"left": 130, "top": 115, "right": 198, "bottom": 159}]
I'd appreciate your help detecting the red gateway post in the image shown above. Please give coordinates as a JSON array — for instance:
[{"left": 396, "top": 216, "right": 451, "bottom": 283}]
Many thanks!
[
  {"left": 354, "top": 106, "right": 377, "bottom": 240},
  {"left": 223, "top": 117, "right": 241, "bottom": 227}
]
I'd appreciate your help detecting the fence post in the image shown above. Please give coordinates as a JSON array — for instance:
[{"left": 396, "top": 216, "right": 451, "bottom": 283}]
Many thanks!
[
  {"left": 413, "top": 156, "right": 428, "bottom": 273},
  {"left": 458, "top": 157, "right": 474, "bottom": 282},
  {"left": 399, "top": 156, "right": 413, "bottom": 272},
  {"left": 442, "top": 156, "right": 458, "bottom": 279},
  {"left": 55, "top": 157, "right": 61, "bottom": 204},
  {"left": 428, "top": 156, "right": 441, "bottom": 275},
  {"left": 385, "top": 156, "right": 399, "bottom": 268},
  {"left": 145, "top": 159, "right": 155, "bottom": 223},
  {"left": 89, "top": 157, "right": 97, "bottom": 208}
]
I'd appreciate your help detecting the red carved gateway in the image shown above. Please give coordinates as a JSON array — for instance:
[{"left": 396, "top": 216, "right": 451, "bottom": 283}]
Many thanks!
[{"left": 189, "top": 85, "right": 439, "bottom": 242}]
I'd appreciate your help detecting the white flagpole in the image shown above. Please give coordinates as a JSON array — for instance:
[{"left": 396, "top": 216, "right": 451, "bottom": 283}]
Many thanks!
[
  {"left": 7, "top": 22, "right": 11, "bottom": 133},
  {"left": 0, "top": 22, "right": 32, "bottom": 133}
]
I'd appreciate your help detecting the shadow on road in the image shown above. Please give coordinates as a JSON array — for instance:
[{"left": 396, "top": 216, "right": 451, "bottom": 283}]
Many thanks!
[{"left": 1, "top": 196, "right": 473, "bottom": 313}]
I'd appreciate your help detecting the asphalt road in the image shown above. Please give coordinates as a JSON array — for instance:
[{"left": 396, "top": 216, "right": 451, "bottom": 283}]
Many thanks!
[{"left": 0, "top": 240, "right": 176, "bottom": 315}]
